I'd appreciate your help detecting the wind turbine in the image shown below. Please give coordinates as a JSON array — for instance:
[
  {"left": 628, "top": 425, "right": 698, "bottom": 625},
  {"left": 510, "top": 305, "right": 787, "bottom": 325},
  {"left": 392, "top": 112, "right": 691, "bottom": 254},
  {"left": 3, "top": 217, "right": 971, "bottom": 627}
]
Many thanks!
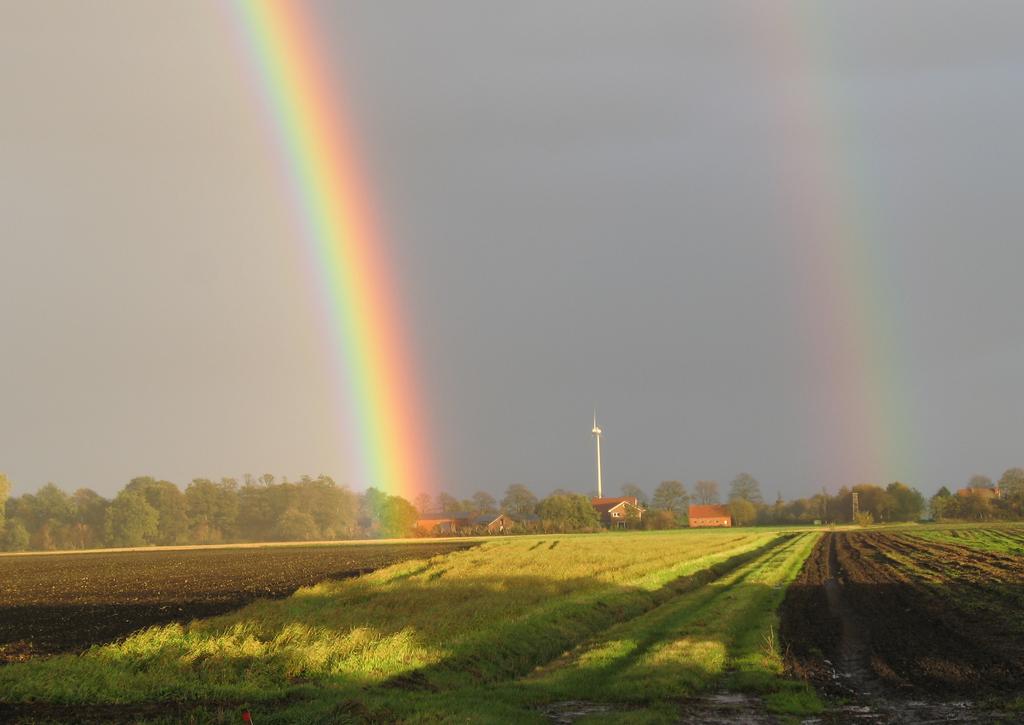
[{"left": 592, "top": 411, "right": 603, "bottom": 499}]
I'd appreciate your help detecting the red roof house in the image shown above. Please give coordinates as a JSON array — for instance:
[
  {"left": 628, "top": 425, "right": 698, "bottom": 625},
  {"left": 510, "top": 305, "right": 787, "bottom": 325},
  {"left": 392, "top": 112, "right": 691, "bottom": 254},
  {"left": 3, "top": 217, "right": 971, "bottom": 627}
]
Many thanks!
[
  {"left": 956, "top": 487, "right": 1001, "bottom": 499},
  {"left": 688, "top": 504, "right": 732, "bottom": 528},
  {"left": 415, "top": 517, "right": 461, "bottom": 535},
  {"left": 591, "top": 496, "right": 643, "bottom": 528}
]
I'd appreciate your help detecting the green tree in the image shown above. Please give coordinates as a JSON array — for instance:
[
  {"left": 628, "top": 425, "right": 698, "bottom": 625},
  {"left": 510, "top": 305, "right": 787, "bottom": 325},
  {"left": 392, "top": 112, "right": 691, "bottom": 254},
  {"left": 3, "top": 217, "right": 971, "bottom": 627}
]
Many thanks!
[
  {"left": 854, "top": 511, "right": 874, "bottom": 527},
  {"left": 378, "top": 495, "right": 420, "bottom": 538},
  {"left": 998, "top": 468, "right": 1024, "bottom": 496},
  {"left": 2, "top": 520, "right": 29, "bottom": 551},
  {"left": 536, "top": 494, "right": 600, "bottom": 531},
  {"left": 959, "top": 489, "right": 993, "bottom": 520},
  {"left": 651, "top": 481, "right": 689, "bottom": 516},
  {"left": 642, "top": 509, "right": 677, "bottom": 530},
  {"left": 185, "top": 478, "right": 239, "bottom": 543},
  {"left": 501, "top": 484, "right": 538, "bottom": 516},
  {"left": 729, "top": 473, "right": 763, "bottom": 504},
  {"left": 694, "top": 480, "right": 719, "bottom": 504},
  {"left": 18, "top": 483, "right": 76, "bottom": 550},
  {"left": 237, "top": 480, "right": 276, "bottom": 538},
  {"left": 360, "top": 487, "right": 388, "bottom": 533},
  {"left": 850, "top": 484, "right": 895, "bottom": 522},
  {"left": 70, "top": 488, "right": 108, "bottom": 548},
  {"left": 885, "top": 482, "right": 924, "bottom": 521},
  {"left": 358, "top": 488, "right": 419, "bottom": 537},
  {"left": 275, "top": 507, "right": 319, "bottom": 541},
  {"left": 297, "top": 476, "right": 358, "bottom": 539},
  {"left": 125, "top": 477, "right": 188, "bottom": 545},
  {"left": 929, "top": 486, "right": 955, "bottom": 520},
  {"left": 0, "top": 472, "right": 9, "bottom": 535},
  {"left": 105, "top": 490, "right": 159, "bottom": 547},
  {"left": 728, "top": 497, "right": 757, "bottom": 526}
]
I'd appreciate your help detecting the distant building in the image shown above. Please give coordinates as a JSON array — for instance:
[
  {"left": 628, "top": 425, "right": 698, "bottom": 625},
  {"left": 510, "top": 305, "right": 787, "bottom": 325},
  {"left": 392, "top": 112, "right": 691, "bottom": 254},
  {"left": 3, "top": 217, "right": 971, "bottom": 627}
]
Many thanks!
[
  {"left": 470, "top": 513, "right": 514, "bottom": 534},
  {"left": 415, "top": 516, "right": 462, "bottom": 535},
  {"left": 591, "top": 496, "right": 643, "bottom": 528},
  {"left": 688, "top": 504, "right": 732, "bottom": 528},
  {"left": 956, "top": 487, "right": 1002, "bottom": 499},
  {"left": 415, "top": 512, "right": 514, "bottom": 535}
]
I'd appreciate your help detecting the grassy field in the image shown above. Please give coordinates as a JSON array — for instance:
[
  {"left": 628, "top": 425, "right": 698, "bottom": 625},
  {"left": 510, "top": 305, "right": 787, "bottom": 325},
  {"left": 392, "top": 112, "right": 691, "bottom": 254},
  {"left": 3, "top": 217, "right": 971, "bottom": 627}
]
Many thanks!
[
  {"left": 0, "top": 528, "right": 822, "bottom": 723},
  {"left": 7, "top": 524, "right": 1024, "bottom": 722},
  {"left": 900, "top": 524, "right": 1024, "bottom": 556}
]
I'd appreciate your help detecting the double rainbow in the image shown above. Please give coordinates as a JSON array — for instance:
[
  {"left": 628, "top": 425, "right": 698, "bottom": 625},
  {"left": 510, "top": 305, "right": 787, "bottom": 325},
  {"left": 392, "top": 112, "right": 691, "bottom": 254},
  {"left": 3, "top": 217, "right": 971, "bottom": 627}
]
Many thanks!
[
  {"left": 232, "top": 1, "right": 431, "bottom": 498},
  {"left": 748, "top": 4, "right": 915, "bottom": 488}
]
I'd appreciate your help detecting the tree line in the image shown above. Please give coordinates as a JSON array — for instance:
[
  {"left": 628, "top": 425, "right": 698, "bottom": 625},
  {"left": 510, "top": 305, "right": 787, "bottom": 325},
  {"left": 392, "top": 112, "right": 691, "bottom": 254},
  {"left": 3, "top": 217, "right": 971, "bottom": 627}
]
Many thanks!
[
  {"left": 1, "top": 467, "right": 1022, "bottom": 552},
  {"left": 0, "top": 474, "right": 606, "bottom": 552},
  {"left": 0, "top": 474, "right": 415, "bottom": 552},
  {"left": 615, "top": 474, "right": 928, "bottom": 528},
  {"left": 929, "top": 469, "right": 1024, "bottom": 521},
  {"left": 628, "top": 469, "right": 1024, "bottom": 527}
]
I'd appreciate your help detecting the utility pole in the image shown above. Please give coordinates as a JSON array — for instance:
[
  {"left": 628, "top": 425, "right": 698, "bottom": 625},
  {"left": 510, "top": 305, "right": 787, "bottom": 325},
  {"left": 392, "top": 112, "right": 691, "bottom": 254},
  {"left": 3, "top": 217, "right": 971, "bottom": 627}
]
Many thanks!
[{"left": 592, "top": 412, "right": 603, "bottom": 499}]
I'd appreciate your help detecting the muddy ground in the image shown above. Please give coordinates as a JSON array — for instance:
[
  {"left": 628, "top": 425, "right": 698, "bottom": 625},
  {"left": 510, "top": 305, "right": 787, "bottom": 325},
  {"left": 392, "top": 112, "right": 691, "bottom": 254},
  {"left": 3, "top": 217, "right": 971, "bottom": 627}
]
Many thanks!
[
  {"left": 0, "top": 541, "right": 471, "bottom": 662},
  {"left": 781, "top": 530, "right": 1024, "bottom": 721}
]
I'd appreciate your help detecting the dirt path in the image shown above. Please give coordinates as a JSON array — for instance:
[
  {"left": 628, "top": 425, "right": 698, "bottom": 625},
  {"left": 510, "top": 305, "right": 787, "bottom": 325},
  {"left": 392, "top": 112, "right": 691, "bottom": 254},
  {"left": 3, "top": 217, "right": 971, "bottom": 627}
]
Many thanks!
[
  {"left": 820, "top": 536, "right": 880, "bottom": 699},
  {"left": 781, "top": 531, "right": 1024, "bottom": 723}
]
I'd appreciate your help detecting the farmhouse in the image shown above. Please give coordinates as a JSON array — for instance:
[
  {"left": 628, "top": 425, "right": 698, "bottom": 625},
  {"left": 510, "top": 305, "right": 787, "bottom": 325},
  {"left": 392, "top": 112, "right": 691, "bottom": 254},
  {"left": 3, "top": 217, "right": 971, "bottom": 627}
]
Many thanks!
[
  {"left": 415, "top": 516, "right": 461, "bottom": 535},
  {"left": 416, "top": 512, "right": 514, "bottom": 535},
  {"left": 470, "top": 513, "right": 514, "bottom": 533},
  {"left": 957, "top": 486, "right": 1002, "bottom": 499},
  {"left": 591, "top": 496, "right": 643, "bottom": 528},
  {"left": 688, "top": 504, "right": 732, "bottom": 528}
]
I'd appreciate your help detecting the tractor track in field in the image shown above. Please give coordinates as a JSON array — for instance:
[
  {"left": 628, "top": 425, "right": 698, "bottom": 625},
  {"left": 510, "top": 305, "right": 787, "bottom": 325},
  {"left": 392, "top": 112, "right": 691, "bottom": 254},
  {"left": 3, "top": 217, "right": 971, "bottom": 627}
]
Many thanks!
[
  {"left": 781, "top": 530, "right": 1024, "bottom": 723},
  {"left": 383, "top": 533, "right": 798, "bottom": 697},
  {"left": 536, "top": 534, "right": 811, "bottom": 724}
]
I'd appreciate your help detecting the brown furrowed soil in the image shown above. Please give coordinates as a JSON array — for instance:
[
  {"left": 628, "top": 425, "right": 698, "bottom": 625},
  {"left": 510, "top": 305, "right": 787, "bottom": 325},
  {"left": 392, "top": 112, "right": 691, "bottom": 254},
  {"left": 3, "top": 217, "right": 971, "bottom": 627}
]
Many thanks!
[
  {"left": 0, "top": 541, "right": 471, "bottom": 662},
  {"left": 781, "top": 530, "right": 1024, "bottom": 699}
]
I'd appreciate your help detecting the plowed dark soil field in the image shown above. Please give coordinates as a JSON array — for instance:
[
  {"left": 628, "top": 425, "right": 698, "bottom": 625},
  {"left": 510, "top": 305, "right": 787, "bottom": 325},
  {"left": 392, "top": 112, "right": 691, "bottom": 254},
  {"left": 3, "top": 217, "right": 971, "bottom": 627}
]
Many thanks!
[
  {"left": 781, "top": 530, "right": 1024, "bottom": 697},
  {"left": 0, "top": 541, "right": 471, "bottom": 662}
]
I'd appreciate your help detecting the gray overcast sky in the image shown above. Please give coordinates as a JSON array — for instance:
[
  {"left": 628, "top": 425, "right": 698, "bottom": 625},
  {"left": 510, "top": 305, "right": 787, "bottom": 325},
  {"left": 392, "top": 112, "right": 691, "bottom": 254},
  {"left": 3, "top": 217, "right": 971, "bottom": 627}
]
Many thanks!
[{"left": 2, "top": 1, "right": 1022, "bottom": 499}]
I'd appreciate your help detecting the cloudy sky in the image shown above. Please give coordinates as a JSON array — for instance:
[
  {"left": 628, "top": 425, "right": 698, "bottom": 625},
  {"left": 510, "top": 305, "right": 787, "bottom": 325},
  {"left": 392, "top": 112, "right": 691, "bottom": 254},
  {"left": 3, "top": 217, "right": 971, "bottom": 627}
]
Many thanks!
[{"left": 2, "top": 1, "right": 1022, "bottom": 499}]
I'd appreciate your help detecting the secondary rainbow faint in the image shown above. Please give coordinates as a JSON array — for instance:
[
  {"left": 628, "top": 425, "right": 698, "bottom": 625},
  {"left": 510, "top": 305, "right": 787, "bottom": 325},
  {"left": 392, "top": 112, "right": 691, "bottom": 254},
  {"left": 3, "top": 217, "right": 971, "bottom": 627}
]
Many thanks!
[
  {"left": 231, "top": 0, "right": 432, "bottom": 498},
  {"left": 747, "top": 3, "right": 916, "bottom": 488}
]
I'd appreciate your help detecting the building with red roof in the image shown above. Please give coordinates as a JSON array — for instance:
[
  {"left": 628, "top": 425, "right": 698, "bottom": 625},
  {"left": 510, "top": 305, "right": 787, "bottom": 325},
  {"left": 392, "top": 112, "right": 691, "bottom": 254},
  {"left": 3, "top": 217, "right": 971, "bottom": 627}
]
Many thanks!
[
  {"left": 591, "top": 496, "right": 643, "bottom": 528},
  {"left": 956, "top": 487, "right": 1002, "bottom": 499},
  {"left": 688, "top": 504, "right": 732, "bottom": 528}
]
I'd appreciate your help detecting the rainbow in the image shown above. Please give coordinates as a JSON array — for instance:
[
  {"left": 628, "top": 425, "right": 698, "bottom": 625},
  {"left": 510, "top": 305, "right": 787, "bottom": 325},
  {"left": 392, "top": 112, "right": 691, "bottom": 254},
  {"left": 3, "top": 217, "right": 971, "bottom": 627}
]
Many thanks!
[
  {"left": 230, "top": 1, "right": 431, "bottom": 498},
  {"left": 747, "top": 4, "right": 916, "bottom": 488}
]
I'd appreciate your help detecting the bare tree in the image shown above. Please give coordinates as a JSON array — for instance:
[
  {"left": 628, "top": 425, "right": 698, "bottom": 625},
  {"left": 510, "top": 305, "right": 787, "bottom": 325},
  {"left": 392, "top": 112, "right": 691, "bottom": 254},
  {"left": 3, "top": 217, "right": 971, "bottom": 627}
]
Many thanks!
[
  {"left": 728, "top": 473, "right": 763, "bottom": 504},
  {"left": 620, "top": 483, "right": 647, "bottom": 506},
  {"left": 694, "top": 480, "right": 720, "bottom": 504},
  {"left": 414, "top": 492, "right": 433, "bottom": 515},
  {"left": 470, "top": 490, "right": 498, "bottom": 514},
  {"left": 651, "top": 481, "right": 688, "bottom": 515},
  {"left": 436, "top": 492, "right": 461, "bottom": 513},
  {"left": 968, "top": 474, "right": 993, "bottom": 489},
  {"left": 501, "top": 484, "right": 538, "bottom": 515}
]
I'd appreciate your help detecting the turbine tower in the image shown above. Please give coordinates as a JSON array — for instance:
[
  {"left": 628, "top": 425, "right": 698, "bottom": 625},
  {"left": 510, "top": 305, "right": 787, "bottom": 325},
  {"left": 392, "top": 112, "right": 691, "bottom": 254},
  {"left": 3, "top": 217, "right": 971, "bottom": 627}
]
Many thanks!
[{"left": 592, "top": 411, "right": 603, "bottom": 499}]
